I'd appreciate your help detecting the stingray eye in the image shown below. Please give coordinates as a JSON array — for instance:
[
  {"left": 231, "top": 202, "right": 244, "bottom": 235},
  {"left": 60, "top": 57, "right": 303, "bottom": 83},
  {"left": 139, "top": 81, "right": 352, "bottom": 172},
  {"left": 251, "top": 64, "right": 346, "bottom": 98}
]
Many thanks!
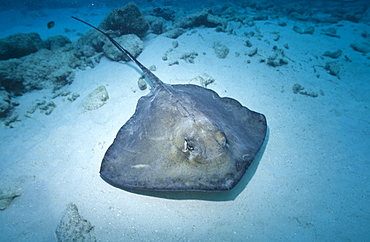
[
  {"left": 183, "top": 137, "right": 195, "bottom": 152},
  {"left": 187, "top": 144, "right": 194, "bottom": 151}
]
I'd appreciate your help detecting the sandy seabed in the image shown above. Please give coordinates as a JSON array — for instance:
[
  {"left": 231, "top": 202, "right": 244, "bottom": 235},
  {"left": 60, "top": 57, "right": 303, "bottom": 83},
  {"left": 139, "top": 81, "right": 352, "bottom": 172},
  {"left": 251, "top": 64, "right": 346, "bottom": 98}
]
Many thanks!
[{"left": 0, "top": 5, "right": 369, "bottom": 241}]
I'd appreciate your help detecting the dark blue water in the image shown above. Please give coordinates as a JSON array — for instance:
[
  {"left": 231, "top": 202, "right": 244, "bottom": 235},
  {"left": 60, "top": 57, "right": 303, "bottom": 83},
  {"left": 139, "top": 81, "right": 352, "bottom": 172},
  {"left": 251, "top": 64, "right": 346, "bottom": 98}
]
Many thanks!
[{"left": 2, "top": 0, "right": 369, "bottom": 10}]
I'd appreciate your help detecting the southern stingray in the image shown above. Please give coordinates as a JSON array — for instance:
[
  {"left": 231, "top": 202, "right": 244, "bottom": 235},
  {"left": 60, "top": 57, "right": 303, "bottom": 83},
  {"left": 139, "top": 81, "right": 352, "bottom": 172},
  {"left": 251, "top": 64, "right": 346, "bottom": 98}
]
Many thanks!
[{"left": 73, "top": 17, "right": 267, "bottom": 191}]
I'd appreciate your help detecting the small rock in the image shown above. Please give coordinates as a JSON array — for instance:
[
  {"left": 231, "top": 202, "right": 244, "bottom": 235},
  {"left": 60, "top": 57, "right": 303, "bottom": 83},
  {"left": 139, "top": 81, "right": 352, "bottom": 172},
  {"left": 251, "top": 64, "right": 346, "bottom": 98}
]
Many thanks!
[
  {"left": 27, "top": 105, "right": 38, "bottom": 114},
  {"left": 60, "top": 91, "right": 71, "bottom": 96},
  {"left": 81, "top": 85, "right": 109, "bottom": 111},
  {"left": 38, "top": 103, "right": 49, "bottom": 111},
  {"left": 55, "top": 203, "right": 96, "bottom": 242},
  {"left": 304, "top": 26, "right": 315, "bottom": 35},
  {"left": 321, "top": 27, "right": 340, "bottom": 38},
  {"left": 180, "top": 52, "right": 198, "bottom": 63},
  {"left": 45, "top": 102, "right": 56, "bottom": 115},
  {"left": 190, "top": 73, "right": 215, "bottom": 87},
  {"left": 149, "top": 65, "right": 157, "bottom": 71},
  {"left": 4, "top": 113, "right": 20, "bottom": 127},
  {"left": 172, "top": 41, "right": 179, "bottom": 48},
  {"left": 325, "top": 62, "right": 340, "bottom": 76},
  {"left": 344, "top": 55, "right": 352, "bottom": 62},
  {"left": 28, "top": 99, "right": 46, "bottom": 114},
  {"left": 278, "top": 21, "right": 287, "bottom": 27},
  {"left": 300, "top": 90, "right": 318, "bottom": 98},
  {"left": 293, "top": 26, "right": 315, "bottom": 34},
  {"left": 213, "top": 42, "right": 229, "bottom": 59},
  {"left": 246, "top": 48, "right": 258, "bottom": 57},
  {"left": 52, "top": 91, "right": 71, "bottom": 99},
  {"left": 138, "top": 77, "right": 147, "bottom": 90},
  {"left": 267, "top": 56, "right": 288, "bottom": 67},
  {"left": 267, "top": 46, "right": 288, "bottom": 67},
  {"left": 0, "top": 186, "right": 23, "bottom": 210},
  {"left": 350, "top": 42, "right": 370, "bottom": 53},
  {"left": 36, "top": 99, "right": 46, "bottom": 106},
  {"left": 273, "top": 34, "right": 280, "bottom": 41},
  {"left": 323, "top": 49, "right": 342, "bottom": 59},
  {"left": 36, "top": 100, "right": 57, "bottom": 115},
  {"left": 225, "top": 21, "right": 242, "bottom": 34},
  {"left": 68, "top": 93, "right": 80, "bottom": 102},
  {"left": 292, "top": 84, "right": 319, "bottom": 98},
  {"left": 168, "top": 60, "right": 179, "bottom": 66},
  {"left": 292, "top": 84, "right": 304, "bottom": 94},
  {"left": 164, "top": 28, "right": 186, "bottom": 39},
  {"left": 292, "top": 26, "right": 303, "bottom": 34},
  {"left": 245, "top": 40, "right": 253, "bottom": 47}
]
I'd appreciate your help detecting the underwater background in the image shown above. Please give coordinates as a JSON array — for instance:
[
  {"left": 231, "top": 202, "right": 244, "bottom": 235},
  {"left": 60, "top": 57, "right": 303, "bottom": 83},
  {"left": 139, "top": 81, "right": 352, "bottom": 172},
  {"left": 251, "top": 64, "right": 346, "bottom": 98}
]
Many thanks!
[{"left": 0, "top": 0, "right": 369, "bottom": 241}]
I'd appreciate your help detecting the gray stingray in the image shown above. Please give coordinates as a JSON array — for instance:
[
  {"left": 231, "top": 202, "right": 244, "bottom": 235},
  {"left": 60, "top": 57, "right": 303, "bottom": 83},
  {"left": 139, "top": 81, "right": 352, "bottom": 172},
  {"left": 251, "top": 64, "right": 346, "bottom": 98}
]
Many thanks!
[{"left": 73, "top": 17, "right": 267, "bottom": 191}]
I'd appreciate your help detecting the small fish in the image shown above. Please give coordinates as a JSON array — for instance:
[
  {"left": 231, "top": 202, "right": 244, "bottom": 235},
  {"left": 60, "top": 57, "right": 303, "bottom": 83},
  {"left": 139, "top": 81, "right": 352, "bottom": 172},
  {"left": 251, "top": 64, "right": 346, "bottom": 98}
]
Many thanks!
[{"left": 47, "top": 21, "right": 55, "bottom": 29}]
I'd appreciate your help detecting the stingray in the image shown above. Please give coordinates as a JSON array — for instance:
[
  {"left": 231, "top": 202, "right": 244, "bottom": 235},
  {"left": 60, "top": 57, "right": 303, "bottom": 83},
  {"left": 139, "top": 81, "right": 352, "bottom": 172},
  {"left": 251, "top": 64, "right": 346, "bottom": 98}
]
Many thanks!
[{"left": 73, "top": 16, "right": 267, "bottom": 191}]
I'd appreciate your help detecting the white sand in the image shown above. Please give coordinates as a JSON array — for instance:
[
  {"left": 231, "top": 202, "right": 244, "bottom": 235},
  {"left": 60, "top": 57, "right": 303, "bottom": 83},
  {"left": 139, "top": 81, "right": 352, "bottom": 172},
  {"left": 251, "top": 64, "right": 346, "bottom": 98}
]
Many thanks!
[{"left": 0, "top": 6, "right": 369, "bottom": 241}]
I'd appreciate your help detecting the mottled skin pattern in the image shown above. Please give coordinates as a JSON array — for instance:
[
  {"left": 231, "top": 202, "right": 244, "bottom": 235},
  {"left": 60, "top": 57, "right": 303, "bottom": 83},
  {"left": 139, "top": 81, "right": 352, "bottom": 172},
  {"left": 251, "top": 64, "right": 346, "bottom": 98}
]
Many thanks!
[{"left": 73, "top": 16, "right": 267, "bottom": 191}]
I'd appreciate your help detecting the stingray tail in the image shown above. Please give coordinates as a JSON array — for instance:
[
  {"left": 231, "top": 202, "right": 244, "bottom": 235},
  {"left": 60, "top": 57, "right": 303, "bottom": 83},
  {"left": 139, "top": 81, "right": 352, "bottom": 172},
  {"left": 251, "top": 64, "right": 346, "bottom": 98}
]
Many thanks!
[{"left": 72, "top": 16, "right": 166, "bottom": 89}]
